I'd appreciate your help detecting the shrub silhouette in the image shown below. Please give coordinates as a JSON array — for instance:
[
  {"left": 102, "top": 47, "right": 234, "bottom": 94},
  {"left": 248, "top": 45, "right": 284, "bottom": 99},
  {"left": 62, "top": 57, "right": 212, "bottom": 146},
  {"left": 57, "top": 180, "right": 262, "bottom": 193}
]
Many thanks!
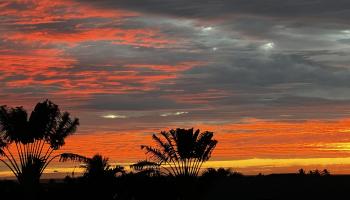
[
  {"left": 321, "top": 169, "right": 330, "bottom": 176},
  {"left": 0, "top": 99, "right": 79, "bottom": 186},
  {"left": 60, "top": 153, "right": 124, "bottom": 180},
  {"left": 301, "top": 169, "right": 331, "bottom": 176},
  {"left": 298, "top": 168, "right": 306, "bottom": 175},
  {"left": 309, "top": 169, "right": 321, "bottom": 176},
  {"left": 131, "top": 128, "right": 217, "bottom": 177},
  {"left": 202, "top": 168, "right": 243, "bottom": 178}
]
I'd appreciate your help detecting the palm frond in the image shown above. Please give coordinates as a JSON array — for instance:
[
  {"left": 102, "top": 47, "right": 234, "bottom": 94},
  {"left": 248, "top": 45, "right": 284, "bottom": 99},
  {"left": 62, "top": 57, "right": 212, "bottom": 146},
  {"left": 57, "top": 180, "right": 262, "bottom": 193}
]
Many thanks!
[
  {"left": 29, "top": 99, "right": 60, "bottom": 140},
  {"left": 152, "top": 134, "right": 178, "bottom": 160},
  {"left": 160, "top": 131, "right": 178, "bottom": 160},
  {"left": 130, "top": 160, "right": 160, "bottom": 171},
  {"left": 0, "top": 106, "right": 29, "bottom": 143},
  {"left": 201, "top": 140, "right": 218, "bottom": 161},
  {"left": 139, "top": 128, "right": 217, "bottom": 177},
  {"left": 59, "top": 153, "right": 89, "bottom": 163},
  {"left": 49, "top": 112, "right": 79, "bottom": 150},
  {"left": 193, "top": 129, "right": 200, "bottom": 142},
  {"left": 141, "top": 145, "right": 167, "bottom": 163},
  {"left": 111, "top": 165, "right": 125, "bottom": 175}
]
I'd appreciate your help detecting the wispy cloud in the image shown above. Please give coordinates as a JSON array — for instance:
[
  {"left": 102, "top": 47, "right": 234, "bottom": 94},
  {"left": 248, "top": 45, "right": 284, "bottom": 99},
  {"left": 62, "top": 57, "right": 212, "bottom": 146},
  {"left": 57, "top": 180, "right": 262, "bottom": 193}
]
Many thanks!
[
  {"left": 160, "top": 111, "right": 189, "bottom": 117},
  {"left": 102, "top": 114, "right": 127, "bottom": 119}
]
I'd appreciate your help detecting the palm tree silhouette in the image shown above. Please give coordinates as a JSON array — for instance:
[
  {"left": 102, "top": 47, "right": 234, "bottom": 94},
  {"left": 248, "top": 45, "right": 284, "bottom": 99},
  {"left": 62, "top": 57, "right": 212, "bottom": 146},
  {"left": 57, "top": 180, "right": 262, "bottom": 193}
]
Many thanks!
[
  {"left": 131, "top": 128, "right": 217, "bottom": 177},
  {"left": 60, "top": 153, "right": 124, "bottom": 179},
  {"left": 0, "top": 99, "right": 79, "bottom": 185}
]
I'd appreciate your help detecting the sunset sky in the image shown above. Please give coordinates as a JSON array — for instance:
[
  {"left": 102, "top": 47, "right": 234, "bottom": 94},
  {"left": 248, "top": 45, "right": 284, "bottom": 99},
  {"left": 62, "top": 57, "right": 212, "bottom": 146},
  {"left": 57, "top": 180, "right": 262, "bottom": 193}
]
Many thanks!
[{"left": 2, "top": 0, "right": 350, "bottom": 176}]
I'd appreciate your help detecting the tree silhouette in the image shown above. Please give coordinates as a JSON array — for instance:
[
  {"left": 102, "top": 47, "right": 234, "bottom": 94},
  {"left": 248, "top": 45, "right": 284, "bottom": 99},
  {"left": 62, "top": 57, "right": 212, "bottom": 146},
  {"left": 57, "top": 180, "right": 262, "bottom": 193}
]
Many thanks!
[
  {"left": 306, "top": 169, "right": 330, "bottom": 176},
  {"left": 298, "top": 168, "right": 306, "bottom": 175},
  {"left": 131, "top": 128, "right": 217, "bottom": 177},
  {"left": 202, "top": 168, "right": 242, "bottom": 178},
  {"left": 309, "top": 169, "right": 321, "bottom": 176},
  {"left": 0, "top": 100, "right": 79, "bottom": 185},
  {"left": 321, "top": 169, "right": 330, "bottom": 176},
  {"left": 60, "top": 153, "right": 124, "bottom": 179}
]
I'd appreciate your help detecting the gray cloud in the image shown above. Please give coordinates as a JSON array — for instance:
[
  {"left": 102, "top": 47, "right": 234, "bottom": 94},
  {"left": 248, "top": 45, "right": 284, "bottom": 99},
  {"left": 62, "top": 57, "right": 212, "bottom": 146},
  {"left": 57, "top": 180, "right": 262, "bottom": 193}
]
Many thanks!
[
  {"left": 75, "top": 0, "right": 350, "bottom": 23},
  {"left": 80, "top": 93, "right": 193, "bottom": 111},
  {"left": 3, "top": 0, "right": 350, "bottom": 127}
]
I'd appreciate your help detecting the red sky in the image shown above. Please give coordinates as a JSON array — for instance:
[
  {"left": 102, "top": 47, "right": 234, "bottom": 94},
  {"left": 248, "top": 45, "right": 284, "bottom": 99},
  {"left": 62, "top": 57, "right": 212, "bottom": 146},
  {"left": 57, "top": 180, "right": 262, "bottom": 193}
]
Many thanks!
[{"left": 2, "top": 0, "right": 350, "bottom": 176}]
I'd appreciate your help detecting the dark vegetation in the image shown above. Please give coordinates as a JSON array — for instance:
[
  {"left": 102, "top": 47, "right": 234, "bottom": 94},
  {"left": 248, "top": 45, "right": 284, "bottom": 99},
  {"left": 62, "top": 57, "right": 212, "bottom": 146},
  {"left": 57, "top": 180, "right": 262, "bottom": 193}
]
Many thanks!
[
  {"left": 131, "top": 128, "right": 218, "bottom": 176},
  {"left": 1, "top": 169, "right": 349, "bottom": 200},
  {"left": 0, "top": 100, "right": 349, "bottom": 199},
  {"left": 0, "top": 100, "right": 78, "bottom": 187}
]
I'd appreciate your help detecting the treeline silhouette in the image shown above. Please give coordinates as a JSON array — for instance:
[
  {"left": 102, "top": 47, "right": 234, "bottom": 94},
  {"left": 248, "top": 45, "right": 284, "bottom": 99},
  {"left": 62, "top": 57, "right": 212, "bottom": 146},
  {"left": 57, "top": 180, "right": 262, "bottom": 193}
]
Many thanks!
[
  {"left": 0, "top": 100, "right": 349, "bottom": 200},
  {"left": 1, "top": 167, "right": 350, "bottom": 200}
]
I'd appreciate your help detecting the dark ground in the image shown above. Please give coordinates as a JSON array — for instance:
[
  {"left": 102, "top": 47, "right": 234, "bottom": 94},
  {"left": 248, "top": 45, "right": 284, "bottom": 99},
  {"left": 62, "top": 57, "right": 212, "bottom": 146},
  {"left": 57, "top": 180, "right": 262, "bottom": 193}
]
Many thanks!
[{"left": 1, "top": 174, "right": 349, "bottom": 200}]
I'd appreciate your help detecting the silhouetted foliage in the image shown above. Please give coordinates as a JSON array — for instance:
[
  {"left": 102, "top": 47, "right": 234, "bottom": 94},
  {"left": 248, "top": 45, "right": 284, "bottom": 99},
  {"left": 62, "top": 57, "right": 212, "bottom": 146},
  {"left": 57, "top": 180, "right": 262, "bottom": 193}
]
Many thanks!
[
  {"left": 298, "top": 168, "right": 306, "bottom": 175},
  {"left": 130, "top": 160, "right": 161, "bottom": 176},
  {"left": 0, "top": 99, "right": 79, "bottom": 186},
  {"left": 202, "top": 168, "right": 243, "bottom": 178},
  {"left": 60, "top": 153, "right": 125, "bottom": 180},
  {"left": 132, "top": 128, "right": 217, "bottom": 177},
  {"left": 309, "top": 169, "right": 321, "bottom": 176},
  {"left": 2, "top": 172, "right": 348, "bottom": 200},
  {"left": 321, "top": 169, "right": 331, "bottom": 176},
  {"left": 297, "top": 168, "right": 331, "bottom": 176}
]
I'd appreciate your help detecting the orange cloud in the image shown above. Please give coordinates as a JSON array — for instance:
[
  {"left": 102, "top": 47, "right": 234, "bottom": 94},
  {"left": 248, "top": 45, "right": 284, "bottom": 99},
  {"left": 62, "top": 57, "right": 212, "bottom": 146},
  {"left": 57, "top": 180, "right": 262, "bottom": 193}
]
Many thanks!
[
  {"left": 0, "top": 49, "right": 75, "bottom": 73},
  {"left": 44, "top": 118, "right": 350, "bottom": 174},
  {"left": 3, "top": 118, "right": 350, "bottom": 176},
  {"left": 0, "top": 0, "right": 137, "bottom": 25},
  {"left": 1, "top": 1, "right": 174, "bottom": 48},
  {"left": 127, "top": 62, "right": 203, "bottom": 73},
  {"left": 6, "top": 28, "right": 175, "bottom": 48},
  {"left": 195, "top": 118, "right": 350, "bottom": 160},
  {"left": 1, "top": 61, "right": 201, "bottom": 97},
  {"left": 0, "top": 0, "right": 186, "bottom": 100},
  {"left": 53, "top": 118, "right": 350, "bottom": 163}
]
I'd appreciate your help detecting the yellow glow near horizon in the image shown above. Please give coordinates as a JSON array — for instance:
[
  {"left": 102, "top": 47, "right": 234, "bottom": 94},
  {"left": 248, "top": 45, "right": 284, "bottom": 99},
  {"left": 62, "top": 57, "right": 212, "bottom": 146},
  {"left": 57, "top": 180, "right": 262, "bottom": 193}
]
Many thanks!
[
  {"left": 322, "top": 143, "right": 350, "bottom": 151},
  {"left": 204, "top": 157, "right": 350, "bottom": 168},
  {"left": 2, "top": 157, "right": 350, "bottom": 178}
]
